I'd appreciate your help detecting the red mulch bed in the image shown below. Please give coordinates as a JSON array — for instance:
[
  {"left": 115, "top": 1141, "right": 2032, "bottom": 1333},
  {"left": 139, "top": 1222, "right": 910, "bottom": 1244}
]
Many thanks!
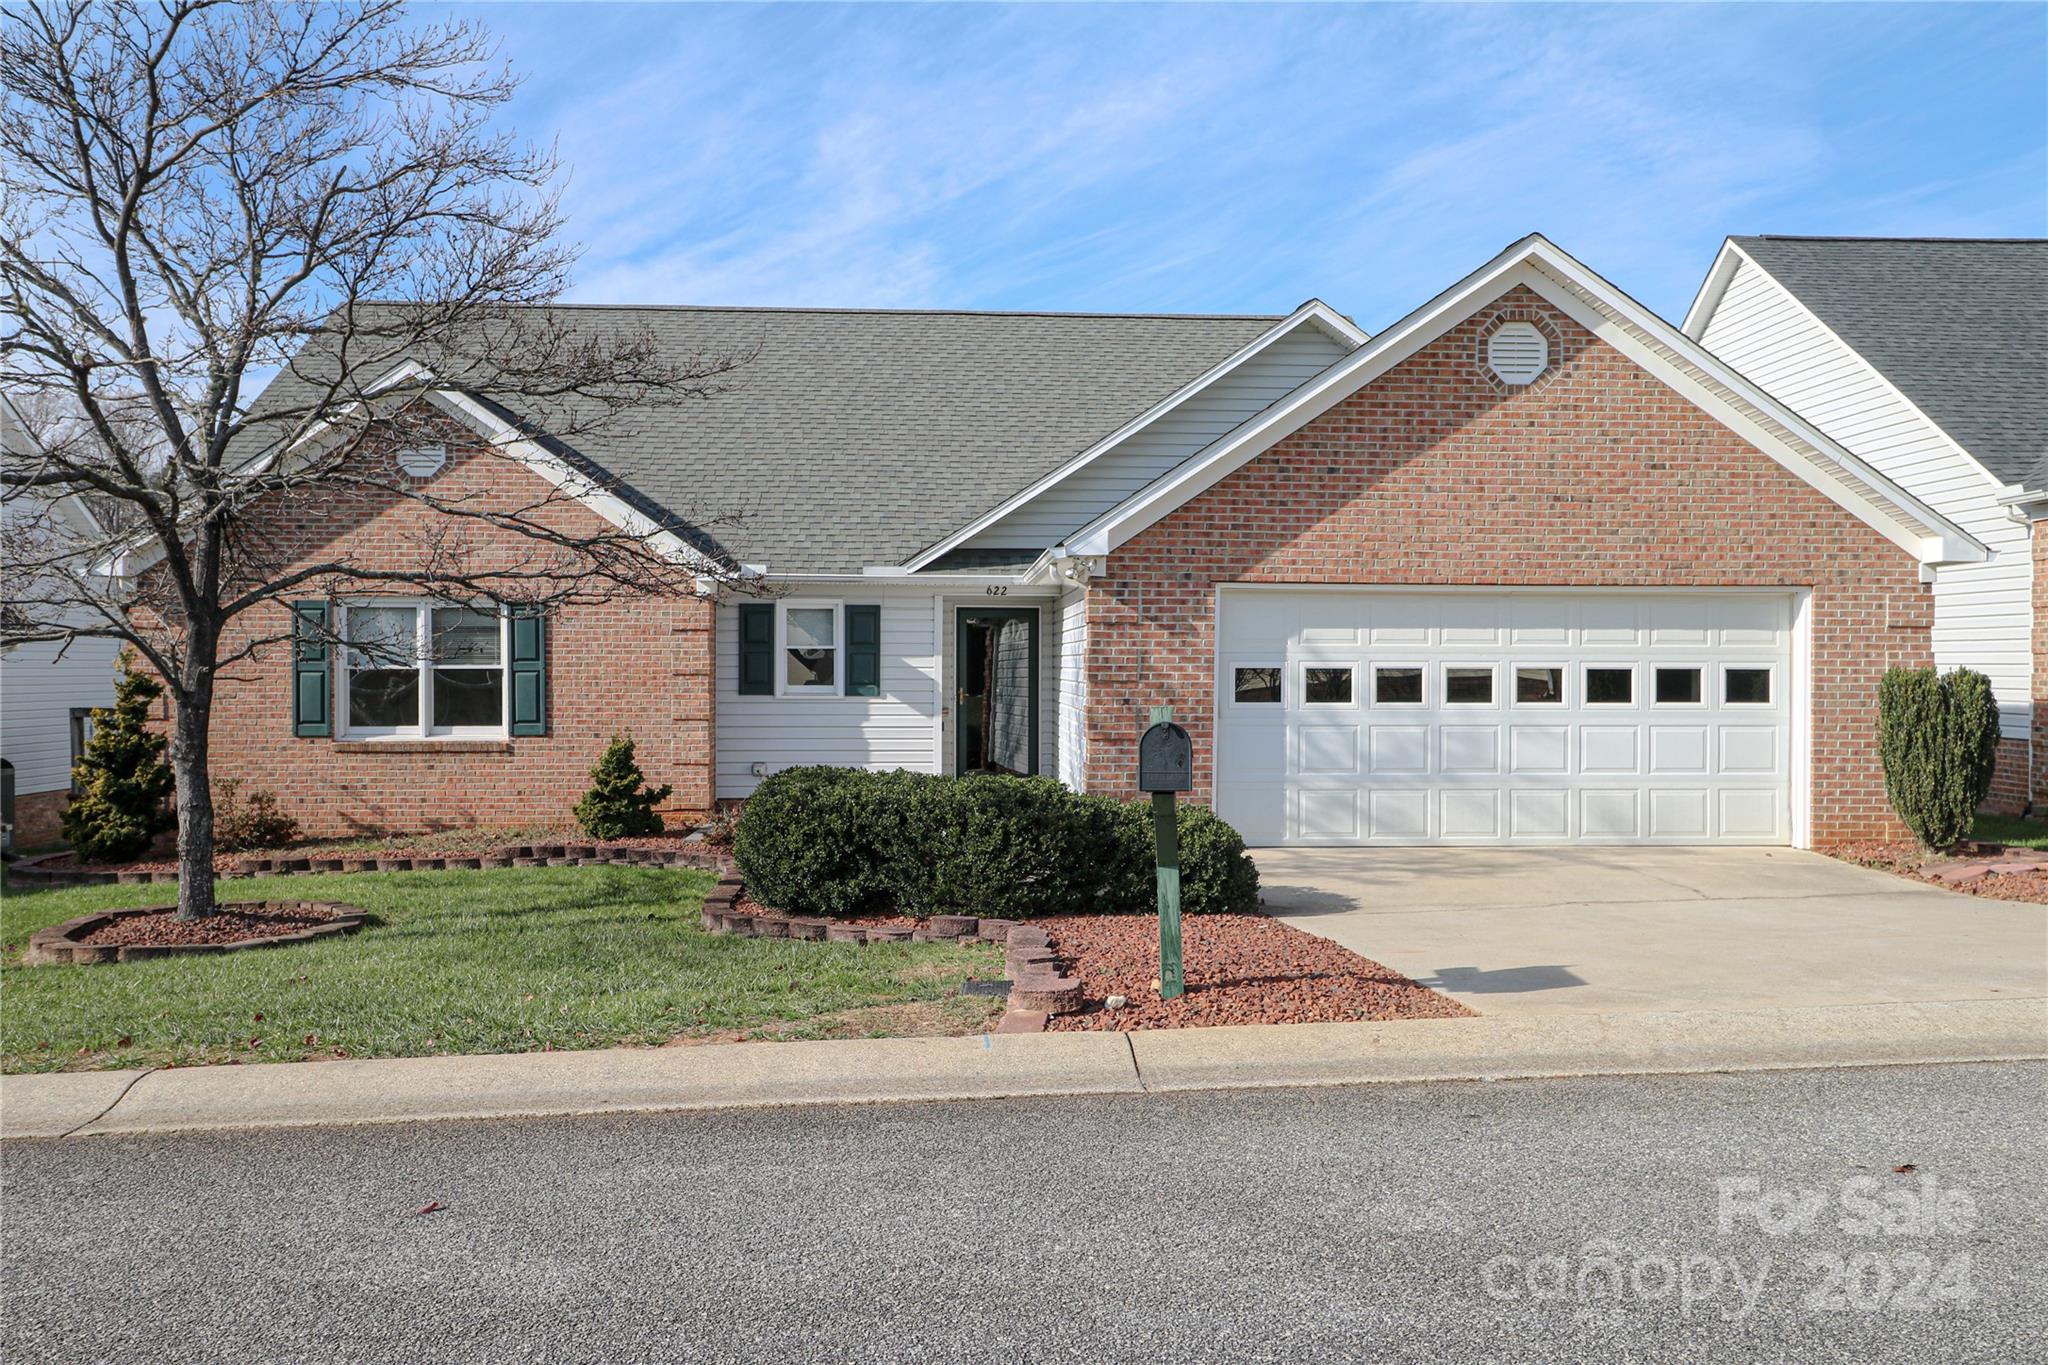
[
  {"left": 1040, "top": 913, "right": 1473, "bottom": 1031},
  {"left": 76, "top": 904, "right": 350, "bottom": 949},
  {"left": 730, "top": 893, "right": 928, "bottom": 931},
  {"left": 1824, "top": 841, "right": 2048, "bottom": 905}
]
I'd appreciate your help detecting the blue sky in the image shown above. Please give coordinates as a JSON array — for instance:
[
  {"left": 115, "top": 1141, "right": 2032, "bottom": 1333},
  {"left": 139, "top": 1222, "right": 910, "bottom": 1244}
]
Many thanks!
[{"left": 455, "top": 2, "right": 2046, "bottom": 329}]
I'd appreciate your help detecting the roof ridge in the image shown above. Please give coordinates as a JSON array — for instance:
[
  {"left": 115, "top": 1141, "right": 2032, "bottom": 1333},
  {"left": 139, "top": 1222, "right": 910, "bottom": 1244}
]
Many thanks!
[
  {"left": 362, "top": 299, "right": 1291, "bottom": 321},
  {"left": 1737, "top": 234, "right": 2048, "bottom": 245}
]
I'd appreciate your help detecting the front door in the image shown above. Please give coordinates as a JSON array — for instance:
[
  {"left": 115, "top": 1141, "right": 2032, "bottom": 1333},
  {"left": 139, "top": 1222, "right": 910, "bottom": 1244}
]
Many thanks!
[{"left": 955, "top": 606, "right": 1039, "bottom": 776}]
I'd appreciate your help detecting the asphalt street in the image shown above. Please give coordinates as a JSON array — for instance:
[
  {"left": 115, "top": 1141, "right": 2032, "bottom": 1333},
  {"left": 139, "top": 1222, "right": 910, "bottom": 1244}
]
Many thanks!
[{"left": 5, "top": 1061, "right": 2044, "bottom": 1364}]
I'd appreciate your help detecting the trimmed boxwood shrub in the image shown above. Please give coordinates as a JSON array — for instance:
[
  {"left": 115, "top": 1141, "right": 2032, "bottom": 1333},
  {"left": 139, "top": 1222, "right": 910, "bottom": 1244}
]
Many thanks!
[{"left": 733, "top": 766, "right": 1260, "bottom": 919}]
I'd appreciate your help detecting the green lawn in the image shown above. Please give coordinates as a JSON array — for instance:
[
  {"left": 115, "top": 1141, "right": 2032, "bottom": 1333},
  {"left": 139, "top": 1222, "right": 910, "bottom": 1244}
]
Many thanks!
[
  {"left": 0, "top": 866, "right": 1001, "bottom": 1073},
  {"left": 1975, "top": 814, "right": 2048, "bottom": 851}
]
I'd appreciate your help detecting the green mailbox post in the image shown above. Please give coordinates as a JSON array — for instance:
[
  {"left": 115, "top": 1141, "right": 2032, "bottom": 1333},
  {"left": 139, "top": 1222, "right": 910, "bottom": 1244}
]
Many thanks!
[{"left": 1137, "top": 705, "right": 1192, "bottom": 1000}]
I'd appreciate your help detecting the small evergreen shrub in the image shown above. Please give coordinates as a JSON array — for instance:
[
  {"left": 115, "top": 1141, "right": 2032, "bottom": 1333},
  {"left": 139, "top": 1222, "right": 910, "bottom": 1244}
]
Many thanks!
[
  {"left": 1878, "top": 665, "right": 2000, "bottom": 850},
  {"left": 733, "top": 766, "right": 1260, "bottom": 919},
  {"left": 61, "top": 650, "right": 176, "bottom": 863},
  {"left": 211, "top": 778, "right": 302, "bottom": 852},
  {"left": 573, "top": 734, "right": 673, "bottom": 840}
]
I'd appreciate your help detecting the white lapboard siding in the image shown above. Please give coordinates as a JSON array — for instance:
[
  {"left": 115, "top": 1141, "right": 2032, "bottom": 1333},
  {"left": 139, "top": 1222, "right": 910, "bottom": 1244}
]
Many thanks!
[
  {"left": 1698, "top": 256, "right": 2033, "bottom": 740},
  {"left": 1054, "top": 587, "right": 1088, "bottom": 788},
  {"left": 717, "top": 588, "right": 1064, "bottom": 799},
  {"left": 1, "top": 636, "right": 119, "bottom": 795},
  {"left": 964, "top": 325, "right": 1354, "bottom": 550}
]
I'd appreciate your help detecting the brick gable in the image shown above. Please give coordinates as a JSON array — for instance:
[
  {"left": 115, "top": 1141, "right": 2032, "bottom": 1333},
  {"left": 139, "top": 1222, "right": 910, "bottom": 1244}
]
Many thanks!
[
  {"left": 1082, "top": 285, "right": 1933, "bottom": 845},
  {"left": 181, "top": 408, "right": 713, "bottom": 836}
]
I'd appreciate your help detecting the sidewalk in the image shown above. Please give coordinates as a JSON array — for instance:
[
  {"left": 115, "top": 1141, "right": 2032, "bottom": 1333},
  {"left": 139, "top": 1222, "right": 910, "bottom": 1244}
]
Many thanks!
[{"left": 6, "top": 996, "right": 2042, "bottom": 1139}]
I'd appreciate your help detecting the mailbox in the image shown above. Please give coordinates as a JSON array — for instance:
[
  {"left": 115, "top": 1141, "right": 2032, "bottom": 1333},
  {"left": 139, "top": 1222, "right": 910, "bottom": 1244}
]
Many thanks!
[{"left": 1138, "top": 720, "right": 1193, "bottom": 793}]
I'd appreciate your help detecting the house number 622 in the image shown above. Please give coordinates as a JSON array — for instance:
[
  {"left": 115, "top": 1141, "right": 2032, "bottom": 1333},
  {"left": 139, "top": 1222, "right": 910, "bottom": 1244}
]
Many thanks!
[{"left": 984, "top": 586, "right": 1009, "bottom": 596}]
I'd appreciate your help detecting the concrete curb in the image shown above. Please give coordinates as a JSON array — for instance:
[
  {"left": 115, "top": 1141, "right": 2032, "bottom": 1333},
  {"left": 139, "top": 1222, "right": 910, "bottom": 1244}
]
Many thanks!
[{"left": 4, "top": 997, "right": 2041, "bottom": 1139}]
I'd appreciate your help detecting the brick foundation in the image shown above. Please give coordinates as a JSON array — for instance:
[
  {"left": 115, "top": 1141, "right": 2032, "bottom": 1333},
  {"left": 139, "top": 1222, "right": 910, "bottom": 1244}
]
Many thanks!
[
  {"left": 162, "top": 409, "right": 715, "bottom": 839},
  {"left": 1986, "top": 737, "right": 2031, "bottom": 816},
  {"left": 1081, "top": 285, "right": 1933, "bottom": 846},
  {"left": 8, "top": 787, "right": 70, "bottom": 849}
]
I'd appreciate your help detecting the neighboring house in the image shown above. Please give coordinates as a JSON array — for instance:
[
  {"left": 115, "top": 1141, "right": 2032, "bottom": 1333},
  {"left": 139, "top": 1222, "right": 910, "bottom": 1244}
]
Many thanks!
[
  {"left": 0, "top": 428, "right": 121, "bottom": 849},
  {"left": 187, "top": 234, "right": 1985, "bottom": 848},
  {"left": 1686, "top": 236, "right": 2047, "bottom": 814}
]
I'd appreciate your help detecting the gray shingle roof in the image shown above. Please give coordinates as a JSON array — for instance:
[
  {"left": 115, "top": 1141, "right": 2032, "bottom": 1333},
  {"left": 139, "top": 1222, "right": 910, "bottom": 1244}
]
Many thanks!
[
  {"left": 250, "top": 305, "right": 1280, "bottom": 574},
  {"left": 1733, "top": 237, "right": 2048, "bottom": 486}
]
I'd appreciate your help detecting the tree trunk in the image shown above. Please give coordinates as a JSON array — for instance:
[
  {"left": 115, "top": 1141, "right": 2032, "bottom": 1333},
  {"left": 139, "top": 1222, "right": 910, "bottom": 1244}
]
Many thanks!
[{"left": 171, "top": 672, "right": 218, "bottom": 922}]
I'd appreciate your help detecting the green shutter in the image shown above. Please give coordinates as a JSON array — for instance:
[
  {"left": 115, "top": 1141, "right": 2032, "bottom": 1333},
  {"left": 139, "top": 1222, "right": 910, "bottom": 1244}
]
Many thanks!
[
  {"left": 846, "top": 605, "right": 881, "bottom": 697},
  {"left": 509, "top": 608, "right": 547, "bottom": 736},
  {"left": 291, "top": 601, "right": 331, "bottom": 737},
  {"left": 737, "top": 603, "right": 774, "bottom": 695}
]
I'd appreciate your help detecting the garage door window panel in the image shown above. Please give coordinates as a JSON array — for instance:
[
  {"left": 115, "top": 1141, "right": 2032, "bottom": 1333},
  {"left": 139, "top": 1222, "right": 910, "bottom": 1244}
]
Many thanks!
[
  {"left": 1443, "top": 665, "right": 1496, "bottom": 707},
  {"left": 1231, "top": 664, "right": 1284, "bottom": 706},
  {"left": 1585, "top": 665, "right": 1636, "bottom": 706},
  {"left": 1372, "top": 664, "right": 1425, "bottom": 707},
  {"left": 1723, "top": 665, "right": 1774, "bottom": 706},
  {"left": 1654, "top": 666, "right": 1705, "bottom": 707},
  {"left": 1303, "top": 664, "right": 1356, "bottom": 707},
  {"left": 1513, "top": 666, "right": 1566, "bottom": 706}
]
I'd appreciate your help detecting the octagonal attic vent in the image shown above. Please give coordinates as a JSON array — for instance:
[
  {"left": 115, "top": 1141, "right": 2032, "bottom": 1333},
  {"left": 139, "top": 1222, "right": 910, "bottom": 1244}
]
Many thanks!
[
  {"left": 1486, "top": 322, "right": 1549, "bottom": 385},
  {"left": 395, "top": 444, "right": 447, "bottom": 479}
]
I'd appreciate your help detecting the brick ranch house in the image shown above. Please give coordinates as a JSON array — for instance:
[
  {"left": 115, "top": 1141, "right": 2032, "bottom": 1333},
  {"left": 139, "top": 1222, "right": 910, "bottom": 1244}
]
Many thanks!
[{"left": 176, "top": 234, "right": 2014, "bottom": 848}]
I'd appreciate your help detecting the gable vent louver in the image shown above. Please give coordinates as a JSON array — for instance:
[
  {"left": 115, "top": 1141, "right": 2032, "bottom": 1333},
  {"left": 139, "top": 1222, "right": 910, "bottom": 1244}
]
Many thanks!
[{"left": 1486, "top": 322, "right": 1549, "bottom": 385}]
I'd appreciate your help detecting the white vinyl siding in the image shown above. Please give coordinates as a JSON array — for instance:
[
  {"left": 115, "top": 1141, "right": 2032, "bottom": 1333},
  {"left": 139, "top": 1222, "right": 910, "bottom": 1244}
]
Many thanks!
[
  {"left": 716, "top": 586, "right": 1061, "bottom": 797},
  {"left": 1698, "top": 256, "right": 2033, "bottom": 740},
  {"left": 0, "top": 635, "right": 119, "bottom": 795},
  {"left": 964, "top": 326, "right": 1352, "bottom": 550},
  {"left": 1054, "top": 586, "right": 1088, "bottom": 787}
]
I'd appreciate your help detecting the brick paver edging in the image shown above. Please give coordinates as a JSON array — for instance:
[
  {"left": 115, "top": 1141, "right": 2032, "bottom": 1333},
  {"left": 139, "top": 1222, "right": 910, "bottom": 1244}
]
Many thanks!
[
  {"left": 23, "top": 901, "right": 373, "bottom": 965},
  {"left": 700, "top": 878, "right": 1081, "bottom": 1033},
  {"left": 5, "top": 843, "right": 733, "bottom": 887}
]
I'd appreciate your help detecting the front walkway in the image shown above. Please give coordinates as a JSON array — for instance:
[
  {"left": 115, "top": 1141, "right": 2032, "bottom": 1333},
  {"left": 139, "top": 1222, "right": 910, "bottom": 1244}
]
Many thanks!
[{"left": 1254, "top": 846, "right": 2048, "bottom": 1017}]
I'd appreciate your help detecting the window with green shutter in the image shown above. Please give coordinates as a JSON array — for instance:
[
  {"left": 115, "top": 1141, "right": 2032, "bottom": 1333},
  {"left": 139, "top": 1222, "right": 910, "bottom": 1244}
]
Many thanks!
[
  {"left": 508, "top": 607, "right": 547, "bottom": 736},
  {"left": 737, "top": 603, "right": 774, "bottom": 695},
  {"left": 291, "top": 601, "right": 331, "bottom": 737}
]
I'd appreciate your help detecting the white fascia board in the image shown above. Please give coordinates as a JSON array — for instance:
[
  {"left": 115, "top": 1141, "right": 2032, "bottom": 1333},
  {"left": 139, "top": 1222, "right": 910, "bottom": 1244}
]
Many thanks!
[
  {"left": 1685, "top": 241, "right": 2012, "bottom": 498},
  {"left": 1073, "top": 236, "right": 1983, "bottom": 567},
  {"left": 899, "top": 300, "right": 1369, "bottom": 572}
]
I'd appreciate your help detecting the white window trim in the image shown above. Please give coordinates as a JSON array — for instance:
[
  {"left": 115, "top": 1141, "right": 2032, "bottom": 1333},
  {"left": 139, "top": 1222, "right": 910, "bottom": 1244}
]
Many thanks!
[
  {"left": 337, "top": 599, "right": 510, "bottom": 740},
  {"left": 1441, "top": 662, "right": 1499, "bottom": 708},
  {"left": 1299, "top": 661, "right": 1359, "bottom": 709},
  {"left": 1370, "top": 662, "right": 1428, "bottom": 709},
  {"left": 1651, "top": 663, "right": 1710, "bottom": 709},
  {"left": 1227, "top": 661, "right": 1285, "bottom": 707},
  {"left": 775, "top": 599, "right": 845, "bottom": 698},
  {"left": 1510, "top": 663, "right": 1569, "bottom": 707}
]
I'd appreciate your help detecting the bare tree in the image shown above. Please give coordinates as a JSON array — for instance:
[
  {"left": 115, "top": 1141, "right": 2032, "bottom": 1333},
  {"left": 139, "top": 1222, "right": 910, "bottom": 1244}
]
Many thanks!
[{"left": 1, "top": 1, "right": 746, "bottom": 917}]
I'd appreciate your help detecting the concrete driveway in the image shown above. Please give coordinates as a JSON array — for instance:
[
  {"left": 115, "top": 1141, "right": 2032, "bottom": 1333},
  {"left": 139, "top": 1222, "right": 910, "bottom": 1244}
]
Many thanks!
[{"left": 1255, "top": 846, "right": 2048, "bottom": 1017}]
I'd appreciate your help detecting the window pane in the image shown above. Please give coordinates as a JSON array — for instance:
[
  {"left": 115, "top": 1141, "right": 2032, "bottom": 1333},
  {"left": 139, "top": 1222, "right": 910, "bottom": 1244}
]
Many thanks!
[
  {"left": 345, "top": 605, "right": 416, "bottom": 668},
  {"left": 1725, "top": 668, "right": 1772, "bottom": 705},
  {"left": 1445, "top": 666, "right": 1494, "bottom": 705},
  {"left": 1585, "top": 667, "right": 1633, "bottom": 705},
  {"left": 433, "top": 669, "right": 503, "bottom": 728},
  {"left": 786, "top": 647, "right": 836, "bottom": 688},
  {"left": 1233, "top": 666, "right": 1281, "bottom": 704},
  {"left": 349, "top": 669, "right": 419, "bottom": 728},
  {"left": 786, "top": 608, "right": 836, "bottom": 649},
  {"left": 1655, "top": 667, "right": 1703, "bottom": 704},
  {"left": 431, "top": 608, "right": 500, "bottom": 664},
  {"left": 1305, "top": 666, "right": 1353, "bottom": 705},
  {"left": 1515, "top": 666, "right": 1564, "bottom": 704},
  {"left": 1374, "top": 666, "right": 1422, "bottom": 705}
]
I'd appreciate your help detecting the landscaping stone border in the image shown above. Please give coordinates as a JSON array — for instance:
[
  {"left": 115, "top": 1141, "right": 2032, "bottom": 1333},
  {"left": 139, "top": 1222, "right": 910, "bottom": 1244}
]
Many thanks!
[
  {"left": 5, "top": 842, "right": 733, "bottom": 887},
  {"left": 23, "top": 901, "right": 374, "bottom": 966},
  {"left": 699, "top": 877, "right": 1081, "bottom": 1033}
]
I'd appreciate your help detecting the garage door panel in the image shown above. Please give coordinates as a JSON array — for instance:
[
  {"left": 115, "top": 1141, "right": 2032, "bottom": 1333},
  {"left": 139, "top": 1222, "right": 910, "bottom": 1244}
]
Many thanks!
[{"left": 1218, "top": 591, "right": 1792, "bottom": 846}]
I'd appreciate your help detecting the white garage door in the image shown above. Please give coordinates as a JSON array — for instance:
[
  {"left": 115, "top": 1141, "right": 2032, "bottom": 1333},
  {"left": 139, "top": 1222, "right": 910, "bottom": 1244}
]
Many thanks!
[{"left": 1214, "top": 590, "right": 1795, "bottom": 846}]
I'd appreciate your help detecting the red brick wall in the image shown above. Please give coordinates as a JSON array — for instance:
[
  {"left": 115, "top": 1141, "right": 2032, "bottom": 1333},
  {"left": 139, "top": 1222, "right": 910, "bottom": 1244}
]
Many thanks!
[
  {"left": 1987, "top": 738, "right": 2030, "bottom": 815},
  {"left": 2034, "top": 518, "right": 2046, "bottom": 810},
  {"left": 163, "top": 411, "right": 714, "bottom": 837},
  {"left": 1081, "top": 286, "right": 1934, "bottom": 846}
]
